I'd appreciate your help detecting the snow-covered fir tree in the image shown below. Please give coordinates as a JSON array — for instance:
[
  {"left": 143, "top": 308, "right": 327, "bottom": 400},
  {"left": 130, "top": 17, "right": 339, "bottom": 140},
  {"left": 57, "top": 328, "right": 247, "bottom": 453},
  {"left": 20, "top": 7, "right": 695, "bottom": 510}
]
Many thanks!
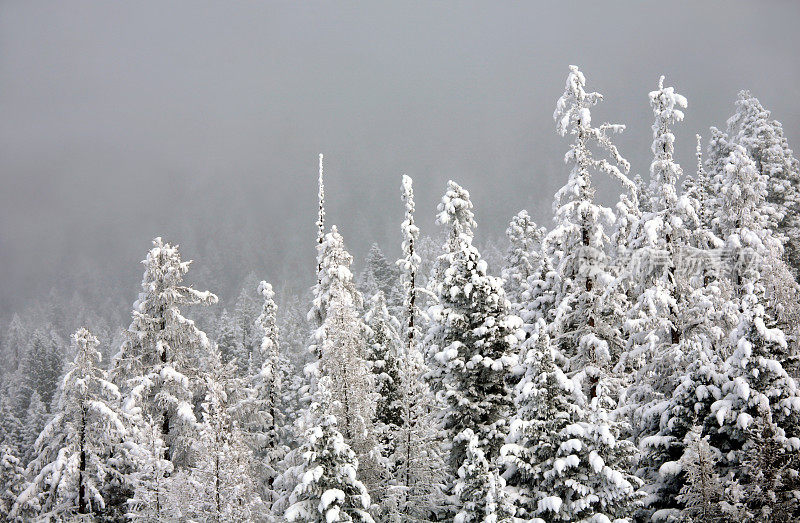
[
  {"left": 112, "top": 237, "right": 217, "bottom": 468},
  {"left": 359, "top": 244, "right": 401, "bottom": 309},
  {"left": 1, "top": 314, "right": 26, "bottom": 380},
  {"left": 233, "top": 272, "right": 263, "bottom": 368},
  {"left": 425, "top": 180, "right": 523, "bottom": 479},
  {"left": 0, "top": 395, "right": 24, "bottom": 455},
  {"left": 364, "top": 291, "right": 404, "bottom": 464},
  {"left": 620, "top": 75, "right": 689, "bottom": 376},
  {"left": 393, "top": 174, "right": 447, "bottom": 520},
  {"left": 215, "top": 308, "right": 244, "bottom": 368},
  {"left": 502, "top": 210, "right": 545, "bottom": 314},
  {"left": 548, "top": 65, "right": 631, "bottom": 379},
  {"left": 726, "top": 90, "right": 800, "bottom": 278},
  {"left": 633, "top": 281, "right": 729, "bottom": 520},
  {"left": 738, "top": 405, "right": 800, "bottom": 520},
  {"left": 676, "top": 427, "right": 736, "bottom": 522},
  {"left": 12, "top": 328, "right": 126, "bottom": 520},
  {"left": 18, "top": 327, "right": 63, "bottom": 415},
  {"left": 502, "top": 322, "right": 642, "bottom": 521},
  {"left": 453, "top": 429, "right": 514, "bottom": 523},
  {"left": 189, "top": 356, "right": 264, "bottom": 521},
  {"left": 317, "top": 152, "right": 326, "bottom": 280},
  {"left": 708, "top": 285, "right": 800, "bottom": 489},
  {"left": 391, "top": 341, "right": 447, "bottom": 521},
  {"left": 308, "top": 226, "right": 363, "bottom": 362},
  {"left": 236, "top": 280, "right": 291, "bottom": 506},
  {"left": 21, "top": 391, "right": 49, "bottom": 465},
  {"left": 126, "top": 421, "right": 173, "bottom": 522},
  {"left": 715, "top": 145, "right": 782, "bottom": 300},
  {"left": 285, "top": 377, "right": 375, "bottom": 523},
  {"left": 0, "top": 445, "right": 27, "bottom": 521},
  {"left": 398, "top": 174, "right": 423, "bottom": 354},
  {"left": 320, "top": 271, "right": 385, "bottom": 509}
]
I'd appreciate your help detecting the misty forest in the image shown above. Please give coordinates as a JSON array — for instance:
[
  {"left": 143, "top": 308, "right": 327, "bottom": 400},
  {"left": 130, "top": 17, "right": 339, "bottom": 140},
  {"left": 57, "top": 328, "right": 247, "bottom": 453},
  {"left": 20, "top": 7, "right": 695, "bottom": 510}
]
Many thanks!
[{"left": 1, "top": 61, "right": 800, "bottom": 523}]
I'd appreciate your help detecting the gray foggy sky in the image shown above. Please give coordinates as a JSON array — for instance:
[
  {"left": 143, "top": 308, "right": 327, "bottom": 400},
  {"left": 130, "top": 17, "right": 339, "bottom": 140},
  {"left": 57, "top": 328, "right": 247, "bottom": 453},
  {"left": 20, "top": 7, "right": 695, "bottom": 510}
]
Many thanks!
[{"left": 1, "top": 1, "right": 799, "bottom": 314}]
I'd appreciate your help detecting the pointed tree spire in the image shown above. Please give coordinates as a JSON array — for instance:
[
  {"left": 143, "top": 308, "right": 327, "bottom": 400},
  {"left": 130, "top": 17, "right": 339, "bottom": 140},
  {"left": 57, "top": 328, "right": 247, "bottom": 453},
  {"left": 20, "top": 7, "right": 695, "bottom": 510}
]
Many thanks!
[
  {"left": 317, "top": 153, "right": 326, "bottom": 282},
  {"left": 398, "top": 174, "right": 422, "bottom": 353}
]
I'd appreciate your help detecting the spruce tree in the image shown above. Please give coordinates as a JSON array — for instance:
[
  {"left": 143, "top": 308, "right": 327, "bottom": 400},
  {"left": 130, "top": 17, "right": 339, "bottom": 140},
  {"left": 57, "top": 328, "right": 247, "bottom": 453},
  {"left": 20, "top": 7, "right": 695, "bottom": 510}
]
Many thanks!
[
  {"left": 393, "top": 174, "right": 447, "bottom": 520},
  {"left": 237, "top": 280, "right": 291, "bottom": 505},
  {"left": 12, "top": 328, "right": 126, "bottom": 520},
  {"left": 364, "top": 291, "right": 404, "bottom": 462},
  {"left": 0, "top": 395, "right": 24, "bottom": 455},
  {"left": 425, "top": 180, "right": 523, "bottom": 477},
  {"left": 503, "top": 322, "right": 642, "bottom": 521},
  {"left": 215, "top": 308, "right": 244, "bottom": 367},
  {"left": 726, "top": 91, "right": 800, "bottom": 278},
  {"left": 191, "top": 355, "right": 264, "bottom": 521},
  {"left": 0, "top": 445, "right": 27, "bottom": 521},
  {"left": 453, "top": 429, "right": 514, "bottom": 523},
  {"left": 112, "top": 237, "right": 217, "bottom": 468},
  {"left": 285, "top": 377, "right": 374, "bottom": 523},
  {"left": 548, "top": 65, "right": 631, "bottom": 378},
  {"left": 359, "top": 244, "right": 401, "bottom": 308},
  {"left": 502, "top": 210, "right": 544, "bottom": 314}
]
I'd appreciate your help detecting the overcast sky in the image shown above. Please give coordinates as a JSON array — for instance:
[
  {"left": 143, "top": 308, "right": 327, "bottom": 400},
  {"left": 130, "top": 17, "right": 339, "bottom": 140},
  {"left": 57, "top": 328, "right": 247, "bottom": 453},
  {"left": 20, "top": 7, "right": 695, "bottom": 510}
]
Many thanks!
[{"left": 1, "top": 1, "right": 799, "bottom": 314}]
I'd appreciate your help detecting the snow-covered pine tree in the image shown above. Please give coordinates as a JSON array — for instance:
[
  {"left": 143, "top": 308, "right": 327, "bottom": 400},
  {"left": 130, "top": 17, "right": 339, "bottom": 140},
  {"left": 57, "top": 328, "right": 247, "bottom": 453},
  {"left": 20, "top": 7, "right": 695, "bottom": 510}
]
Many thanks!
[
  {"left": 715, "top": 145, "right": 782, "bottom": 301},
  {"left": 393, "top": 174, "right": 447, "bottom": 520},
  {"left": 610, "top": 184, "right": 641, "bottom": 272},
  {"left": 676, "top": 427, "right": 734, "bottom": 522},
  {"left": 20, "top": 391, "right": 50, "bottom": 466},
  {"left": 320, "top": 266, "right": 385, "bottom": 508},
  {"left": 453, "top": 429, "right": 514, "bottom": 523},
  {"left": 391, "top": 340, "right": 447, "bottom": 521},
  {"left": 317, "top": 153, "right": 326, "bottom": 281},
  {"left": 621, "top": 76, "right": 688, "bottom": 372},
  {"left": 502, "top": 210, "right": 544, "bottom": 315},
  {"left": 502, "top": 322, "right": 579, "bottom": 519},
  {"left": 502, "top": 321, "right": 642, "bottom": 521},
  {"left": 18, "top": 328, "right": 63, "bottom": 415},
  {"left": 275, "top": 227, "right": 370, "bottom": 519},
  {"left": 739, "top": 405, "right": 800, "bottom": 521},
  {"left": 634, "top": 280, "right": 729, "bottom": 521},
  {"left": 617, "top": 80, "right": 697, "bottom": 496},
  {"left": 237, "top": 280, "right": 291, "bottom": 506},
  {"left": 518, "top": 232, "right": 558, "bottom": 330},
  {"left": 425, "top": 180, "right": 523, "bottom": 478},
  {"left": 234, "top": 273, "right": 263, "bottom": 370},
  {"left": 548, "top": 65, "right": 631, "bottom": 379},
  {"left": 12, "top": 328, "right": 126, "bottom": 520},
  {"left": 1, "top": 314, "right": 26, "bottom": 379},
  {"left": 359, "top": 244, "right": 401, "bottom": 309},
  {"left": 726, "top": 90, "right": 800, "bottom": 278},
  {"left": 703, "top": 126, "right": 736, "bottom": 236},
  {"left": 125, "top": 421, "right": 173, "bottom": 522},
  {"left": 285, "top": 377, "right": 375, "bottom": 523},
  {"left": 308, "top": 226, "right": 363, "bottom": 361},
  {"left": 398, "top": 174, "right": 423, "bottom": 355},
  {"left": 191, "top": 356, "right": 264, "bottom": 521},
  {"left": 708, "top": 284, "right": 800, "bottom": 487},
  {"left": 0, "top": 445, "right": 27, "bottom": 521},
  {"left": 112, "top": 237, "right": 217, "bottom": 468},
  {"left": 0, "top": 395, "right": 24, "bottom": 456},
  {"left": 364, "top": 291, "right": 404, "bottom": 464},
  {"left": 215, "top": 308, "right": 244, "bottom": 368}
]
